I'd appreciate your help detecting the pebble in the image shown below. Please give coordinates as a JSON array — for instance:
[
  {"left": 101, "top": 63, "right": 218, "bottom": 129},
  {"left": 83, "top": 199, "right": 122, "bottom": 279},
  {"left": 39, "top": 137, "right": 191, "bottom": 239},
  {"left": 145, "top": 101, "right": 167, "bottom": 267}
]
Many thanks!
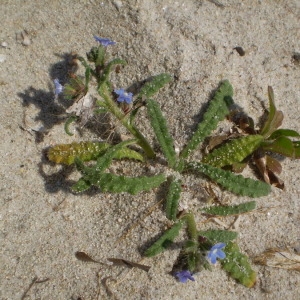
[
  {"left": 1, "top": 42, "right": 8, "bottom": 48},
  {"left": 0, "top": 54, "right": 6, "bottom": 63}
]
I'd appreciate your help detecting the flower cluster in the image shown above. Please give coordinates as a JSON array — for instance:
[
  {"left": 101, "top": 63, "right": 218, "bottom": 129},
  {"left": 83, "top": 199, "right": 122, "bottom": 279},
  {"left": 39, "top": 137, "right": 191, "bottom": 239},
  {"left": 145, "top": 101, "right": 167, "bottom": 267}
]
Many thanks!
[{"left": 174, "top": 243, "right": 226, "bottom": 283}]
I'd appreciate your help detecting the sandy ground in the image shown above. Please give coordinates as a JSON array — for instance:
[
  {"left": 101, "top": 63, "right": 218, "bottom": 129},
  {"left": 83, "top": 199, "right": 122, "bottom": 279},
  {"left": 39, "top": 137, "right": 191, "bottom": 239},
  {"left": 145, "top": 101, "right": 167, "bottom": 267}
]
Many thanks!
[{"left": 1, "top": 0, "right": 300, "bottom": 299}]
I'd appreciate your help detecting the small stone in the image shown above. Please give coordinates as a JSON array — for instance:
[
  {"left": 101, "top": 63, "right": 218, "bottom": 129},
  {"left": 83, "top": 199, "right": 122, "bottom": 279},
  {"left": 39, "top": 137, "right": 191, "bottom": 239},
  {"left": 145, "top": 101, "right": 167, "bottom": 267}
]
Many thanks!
[
  {"left": 1, "top": 42, "right": 8, "bottom": 48},
  {"left": 21, "top": 32, "right": 31, "bottom": 46},
  {"left": 0, "top": 54, "right": 6, "bottom": 63}
]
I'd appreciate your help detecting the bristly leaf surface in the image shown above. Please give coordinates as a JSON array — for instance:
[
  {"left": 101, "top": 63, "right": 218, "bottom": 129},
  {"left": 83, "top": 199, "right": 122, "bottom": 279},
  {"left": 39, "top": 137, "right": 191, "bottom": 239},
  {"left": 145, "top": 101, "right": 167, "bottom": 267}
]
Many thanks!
[
  {"left": 180, "top": 80, "right": 233, "bottom": 158},
  {"left": 202, "top": 201, "right": 256, "bottom": 216},
  {"left": 144, "top": 221, "right": 183, "bottom": 257},
  {"left": 94, "top": 173, "right": 166, "bottom": 194},
  {"left": 188, "top": 163, "right": 271, "bottom": 197},
  {"left": 198, "top": 230, "right": 238, "bottom": 243},
  {"left": 202, "top": 135, "right": 263, "bottom": 167},
  {"left": 221, "top": 242, "right": 257, "bottom": 288},
  {"left": 147, "top": 99, "right": 177, "bottom": 168},
  {"left": 138, "top": 73, "right": 172, "bottom": 99},
  {"left": 165, "top": 176, "right": 182, "bottom": 220}
]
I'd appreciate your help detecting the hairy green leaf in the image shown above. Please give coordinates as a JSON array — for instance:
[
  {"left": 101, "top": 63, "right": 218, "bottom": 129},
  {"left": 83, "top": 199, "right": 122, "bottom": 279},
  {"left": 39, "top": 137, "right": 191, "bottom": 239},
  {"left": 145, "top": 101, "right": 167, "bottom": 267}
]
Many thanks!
[
  {"left": 71, "top": 178, "right": 92, "bottom": 193},
  {"left": 147, "top": 99, "right": 177, "bottom": 168},
  {"left": 165, "top": 176, "right": 182, "bottom": 220},
  {"left": 198, "top": 230, "right": 238, "bottom": 243},
  {"left": 94, "top": 173, "right": 166, "bottom": 194},
  {"left": 180, "top": 80, "right": 233, "bottom": 158},
  {"left": 94, "top": 140, "right": 137, "bottom": 174},
  {"left": 221, "top": 242, "right": 256, "bottom": 288},
  {"left": 144, "top": 221, "right": 183, "bottom": 257},
  {"left": 48, "top": 141, "right": 110, "bottom": 165},
  {"left": 202, "top": 135, "right": 263, "bottom": 167},
  {"left": 138, "top": 73, "right": 172, "bottom": 98},
  {"left": 188, "top": 163, "right": 271, "bottom": 197},
  {"left": 202, "top": 201, "right": 256, "bottom": 216}
]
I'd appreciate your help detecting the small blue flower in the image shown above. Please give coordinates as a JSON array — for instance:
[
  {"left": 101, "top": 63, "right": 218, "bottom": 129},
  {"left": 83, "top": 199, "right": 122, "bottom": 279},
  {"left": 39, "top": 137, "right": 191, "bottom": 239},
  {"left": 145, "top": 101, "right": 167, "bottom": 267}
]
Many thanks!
[
  {"left": 207, "top": 243, "right": 226, "bottom": 264},
  {"left": 174, "top": 270, "right": 195, "bottom": 283},
  {"left": 54, "top": 78, "right": 63, "bottom": 95},
  {"left": 93, "top": 36, "right": 116, "bottom": 46},
  {"left": 114, "top": 88, "right": 133, "bottom": 104}
]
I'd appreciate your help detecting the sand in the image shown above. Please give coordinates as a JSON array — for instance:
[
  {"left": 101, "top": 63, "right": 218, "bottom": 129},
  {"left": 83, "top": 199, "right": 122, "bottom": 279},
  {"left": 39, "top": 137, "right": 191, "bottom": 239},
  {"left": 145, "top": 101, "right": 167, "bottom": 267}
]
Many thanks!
[{"left": 1, "top": 1, "right": 300, "bottom": 299}]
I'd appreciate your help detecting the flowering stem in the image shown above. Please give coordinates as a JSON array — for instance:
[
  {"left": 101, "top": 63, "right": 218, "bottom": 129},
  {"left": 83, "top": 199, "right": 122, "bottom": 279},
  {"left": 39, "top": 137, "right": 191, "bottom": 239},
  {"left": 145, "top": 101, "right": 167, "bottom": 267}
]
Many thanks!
[
  {"left": 99, "top": 83, "right": 155, "bottom": 158},
  {"left": 182, "top": 213, "right": 198, "bottom": 241}
]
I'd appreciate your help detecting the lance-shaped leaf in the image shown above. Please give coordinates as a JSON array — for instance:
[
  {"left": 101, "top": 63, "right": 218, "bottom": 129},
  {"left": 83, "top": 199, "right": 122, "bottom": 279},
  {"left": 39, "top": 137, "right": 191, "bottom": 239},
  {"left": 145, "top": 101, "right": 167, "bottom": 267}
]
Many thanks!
[
  {"left": 202, "top": 135, "right": 263, "bottom": 167},
  {"left": 48, "top": 141, "right": 110, "bottom": 165},
  {"left": 144, "top": 221, "right": 183, "bottom": 257},
  {"left": 137, "top": 73, "right": 172, "bottom": 99},
  {"left": 262, "top": 136, "right": 297, "bottom": 158},
  {"left": 221, "top": 242, "right": 256, "bottom": 288},
  {"left": 202, "top": 201, "right": 256, "bottom": 216},
  {"left": 198, "top": 230, "right": 238, "bottom": 243},
  {"left": 147, "top": 99, "right": 177, "bottom": 168},
  {"left": 94, "top": 173, "right": 166, "bottom": 194},
  {"left": 269, "top": 129, "right": 300, "bottom": 140},
  {"left": 260, "top": 86, "right": 283, "bottom": 138},
  {"left": 47, "top": 141, "right": 143, "bottom": 165},
  {"left": 180, "top": 80, "right": 233, "bottom": 159},
  {"left": 188, "top": 163, "right": 271, "bottom": 197},
  {"left": 71, "top": 178, "right": 92, "bottom": 193},
  {"left": 165, "top": 176, "right": 182, "bottom": 220}
]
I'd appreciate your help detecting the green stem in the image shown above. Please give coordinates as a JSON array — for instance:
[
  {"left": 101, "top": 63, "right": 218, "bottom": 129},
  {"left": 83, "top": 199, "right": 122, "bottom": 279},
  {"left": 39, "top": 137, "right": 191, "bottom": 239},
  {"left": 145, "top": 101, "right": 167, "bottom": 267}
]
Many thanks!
[
  {"left": 99, "top": 83, "right": 155, "bottom": 158},
  {"left": 183, "top": 213, "right": 198, "bottom": 241}
]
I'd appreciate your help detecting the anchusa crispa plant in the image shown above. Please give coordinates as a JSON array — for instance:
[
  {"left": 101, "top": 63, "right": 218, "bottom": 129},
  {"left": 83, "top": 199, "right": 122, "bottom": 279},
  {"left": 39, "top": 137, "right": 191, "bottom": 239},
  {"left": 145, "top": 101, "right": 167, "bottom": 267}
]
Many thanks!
[{"left": 47, "top": 36, "right": 300, "bottom": 287}]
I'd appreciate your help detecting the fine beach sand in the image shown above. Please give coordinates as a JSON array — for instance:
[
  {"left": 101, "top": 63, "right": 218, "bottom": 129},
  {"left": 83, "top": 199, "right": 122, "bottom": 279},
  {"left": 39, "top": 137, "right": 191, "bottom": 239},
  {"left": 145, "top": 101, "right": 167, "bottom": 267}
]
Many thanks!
[{"left": 1, "top": 1, "right": 300, "bottom": 299}]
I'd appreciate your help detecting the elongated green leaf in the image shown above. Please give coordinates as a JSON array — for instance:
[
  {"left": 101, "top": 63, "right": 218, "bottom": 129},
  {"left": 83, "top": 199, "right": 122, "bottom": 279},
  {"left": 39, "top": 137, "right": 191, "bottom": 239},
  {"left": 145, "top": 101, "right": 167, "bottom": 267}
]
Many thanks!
[
  {"left": 147, "top": 99, "right": 177, "bottom": 168},
  {"left": 116, "top": 147, "right": 144, "bottom": 162},
  {"left": 95, "top": 173, "right": 166, "bottom": 194},
  {"left": 202, "top": 201, "right": 256, "bottom": 216},
  {"left": 48, "top": 141, "right": 110, "bottom": 165},
  {"left": 262, "top": 136, "right": 295, "bottom": 157},
  {"left": 180, "top": 80, "right": 233, "bottom": 158},
  {"left": 269, "top": 129, "right": 300, "bottom": 140},
  {"left": 144, "top": 221, "right": 183, "bottom": 257},
  {"left": 94, "top": 139, "right": 137, "bottom": 174},
  {"left": 165, "top": 176, "right": 182, "bottom": 220},
  {"left": 71, "top": 178, "right": 92, "bottom": 193},
  {"left": 260, "top": 86, "right": 283, "bottom": 138},
  {"left": 138, "top": 73, "right": 172, "bottom": 98},
  {"left": 198, "top": 230, "right": 238, "bottom": 243},
  {"left": 202, "top": 135, "right": 263, "bottom": 167},
  {"left": 293, "top": 141, "right": 300, "bottom": 158},
  {"left": 188, "top": 163, "right": 271, "bottom": 197},
  {"left": 221, "top": 242, "right": 256, "bottom": 288}
]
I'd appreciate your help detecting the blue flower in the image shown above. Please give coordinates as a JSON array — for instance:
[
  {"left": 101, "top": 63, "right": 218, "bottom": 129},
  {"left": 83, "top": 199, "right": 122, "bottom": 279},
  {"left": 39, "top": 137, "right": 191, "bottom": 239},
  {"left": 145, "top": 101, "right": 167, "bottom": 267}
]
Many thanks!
[
  {"left": 54, "top": 78, "right": 63, "bottom": 95},
  {"left": 207, "top": 243, "right": 226, "bottom": 264},
  {"left": 174, "top": 270, "right": 195, "bottom": 283},
  {"left": 93, "top": 36, "right": 116, "bottom": 46},
  {"left": 114, "top": 88, "right": 133, "bottom": 104}
]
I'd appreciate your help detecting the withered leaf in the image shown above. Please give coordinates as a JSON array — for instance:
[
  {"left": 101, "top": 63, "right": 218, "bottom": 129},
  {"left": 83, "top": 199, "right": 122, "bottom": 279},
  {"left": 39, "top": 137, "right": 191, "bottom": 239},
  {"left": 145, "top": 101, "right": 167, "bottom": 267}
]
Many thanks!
[
  {"left": 107, "top": 258, "right": 151, "bottom": 272},
  {"left": 254, "top": 248, "right": 300, "bottom": 272},
  {"left": 75, "top": 251, "right": 100, "bottom": 264}
]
